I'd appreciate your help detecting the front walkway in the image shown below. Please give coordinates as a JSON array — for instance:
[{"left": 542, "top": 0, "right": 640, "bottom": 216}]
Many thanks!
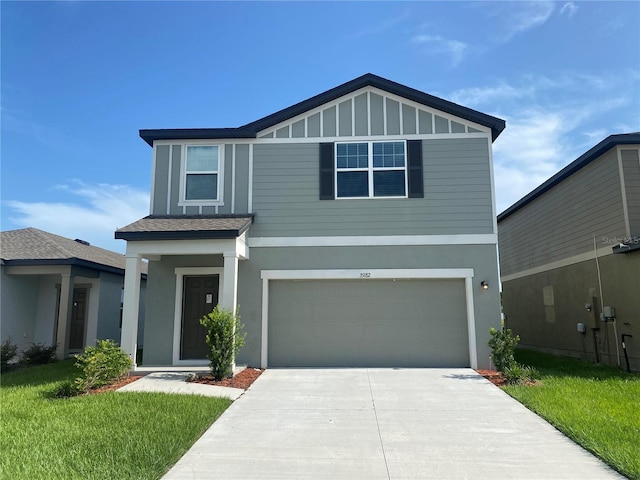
[{"left": 160, "top": 368, "right": 624, "bottom": 480}]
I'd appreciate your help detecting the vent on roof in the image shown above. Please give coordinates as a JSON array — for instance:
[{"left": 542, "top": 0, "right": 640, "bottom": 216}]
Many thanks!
[{"left": 74, "top": 239, "right": 90, "bottom": 246}]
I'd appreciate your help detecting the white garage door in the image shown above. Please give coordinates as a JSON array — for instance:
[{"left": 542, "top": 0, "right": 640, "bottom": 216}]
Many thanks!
[{"left": 268, "top": 278, "right": 469, "bottom": 367}]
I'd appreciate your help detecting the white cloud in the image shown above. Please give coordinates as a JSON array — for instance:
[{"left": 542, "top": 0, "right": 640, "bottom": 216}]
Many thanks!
[
  {"left": 411, "top": 34, "right": 468, "bottom": 66},
  {"left": 6, "top": 181, "right": 149, "bottom": 253},
  {"left": 560, "top": 2, "right": 578, "bottom": 18},
  {"left": 352, "top": 10, "right": 410, "bottom": 38},
  {"left": 497, "top": 1, "right": 555, "bottom": 41},
  {"left": 449, "top": 71, "right": 639, "bottom": 213}
]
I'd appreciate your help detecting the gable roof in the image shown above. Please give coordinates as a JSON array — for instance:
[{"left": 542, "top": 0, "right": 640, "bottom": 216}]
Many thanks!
[
  {"left": 0, "top": 227, "right": 146, "bottom": 275},
  {"left": 140, "top": 73, "right": 506, "bottom": 146},
  {"left": 498, "top": 132, "right": 640, "bottom": 222}
]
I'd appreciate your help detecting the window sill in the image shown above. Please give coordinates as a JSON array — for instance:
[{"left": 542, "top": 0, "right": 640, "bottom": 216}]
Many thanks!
[{"left": 178, "top": 200, "right": 225, "bottom": 207}]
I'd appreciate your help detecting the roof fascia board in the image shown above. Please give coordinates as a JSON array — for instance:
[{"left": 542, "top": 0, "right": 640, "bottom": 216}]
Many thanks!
[
  {"left": 498, "top": 134, "right": 640, "bottom": 222},
  {"left": 3, "top": 259, "right": 124, "bottom": 276},
  {"left": 115, "top": 230, "right": 243, "bottom": 242},
  {"left": 139, "top": 74, "right": 505, "bottom": 146}
]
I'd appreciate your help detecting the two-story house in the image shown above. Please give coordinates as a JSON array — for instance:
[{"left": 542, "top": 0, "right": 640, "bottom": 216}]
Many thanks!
[
  {"left": 498, "top": 133, "right": 639, "bottom": 371},
  {"left": 116, "top": 74, "right": 505, "bottom": 370}
]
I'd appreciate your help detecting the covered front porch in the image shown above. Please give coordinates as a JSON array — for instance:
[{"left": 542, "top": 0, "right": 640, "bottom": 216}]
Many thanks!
[{"left": 116, "top": 215, "right": 253, "bottom": 369}]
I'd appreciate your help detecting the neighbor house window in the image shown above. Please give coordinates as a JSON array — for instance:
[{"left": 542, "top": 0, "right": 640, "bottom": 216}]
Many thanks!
[
  {"left": 184, "top": 145, "right": 220, "bottom": 201},
  {"left": 336, "top": 141, "right": 407, "bottom": 198}
]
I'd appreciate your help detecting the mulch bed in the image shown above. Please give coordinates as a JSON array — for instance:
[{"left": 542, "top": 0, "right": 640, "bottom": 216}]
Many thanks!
[
  {"left": 475, "top": 369, "right": 507, "bottom": 387},
  {"left": 188, "top": 368, "right": 264, "bottom": 390},
  {"left": 89, "top": 375, "right": 143, "bottom": 394}
]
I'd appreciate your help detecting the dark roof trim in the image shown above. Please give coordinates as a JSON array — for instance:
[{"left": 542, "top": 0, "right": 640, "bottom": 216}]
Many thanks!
[
  {"left": 140, "top": 73, "right": 506, "bottom": 146},
  {"left": 612, "top": 242, "right": 640, "bottom": 254},
  {"left": 3, "top": 258, "right": 126, "bottom": 277},
  {"left": 498, "top": 133, "right": 640, "bottom": 222},
  {"left": 115, "top": 230, "right": 246, "bottom": 241}
]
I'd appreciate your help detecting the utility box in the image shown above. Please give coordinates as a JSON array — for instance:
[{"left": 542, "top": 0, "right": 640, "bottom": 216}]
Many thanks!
[
  {"left": 601, "top": 306, "right": 616, "bottom": 322},
  {"left": 577, "top": 323, "right": 586, "bottom": 334}
]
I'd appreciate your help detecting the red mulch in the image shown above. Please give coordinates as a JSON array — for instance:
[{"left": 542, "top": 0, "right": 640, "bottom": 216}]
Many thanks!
[
  {"left": 475, "top": 369, "right": 507, "bottom": 387},
  {"left": 89, "top": 375, "right": 143, "bottom": 394},
  {"left": 188, "top": 368, "right": 264, "bottom": 390}
]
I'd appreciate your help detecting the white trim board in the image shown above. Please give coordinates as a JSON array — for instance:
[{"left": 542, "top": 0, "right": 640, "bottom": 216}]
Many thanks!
[
  {"left": 249, "top": 234, "right": 497, "bottom": 248},
  {"left": 172, "top": 267, "right": 224, "bottom": 366},
  {"left": 259, "top": 268, "right": 478, "bottom": 369}
]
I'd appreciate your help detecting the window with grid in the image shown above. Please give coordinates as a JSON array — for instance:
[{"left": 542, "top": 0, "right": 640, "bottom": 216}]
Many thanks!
[
  {"left": 335, "top": 141, "right": 406, "bottom": 198},
  {"left": 184, "top": 145, "right": 220, "bottom": 201}
]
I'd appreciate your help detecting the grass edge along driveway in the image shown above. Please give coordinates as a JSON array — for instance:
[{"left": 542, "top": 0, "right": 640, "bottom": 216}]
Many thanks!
[
  {"left": 1, "top": 361, "right": 232, "bottom": 480},
  {"left": 505, "top": 349, "right": 639, "bottom": 480}
]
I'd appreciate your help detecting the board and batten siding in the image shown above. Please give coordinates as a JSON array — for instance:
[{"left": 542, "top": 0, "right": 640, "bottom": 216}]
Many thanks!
[
  {"left": 621, "top": 148, "right": 640, "bottom": 237},
  {"left": 498, "top": 149, "right": 628, "bottom": 277},
  {"left": 151, "top": 144, "right": 251, "bottom": 216},
  {"left": 250, "top": 137, "right": 493, "bottom": 237},
  {"left": 257, "top": 88, "right": 485, "bottom": 140}
]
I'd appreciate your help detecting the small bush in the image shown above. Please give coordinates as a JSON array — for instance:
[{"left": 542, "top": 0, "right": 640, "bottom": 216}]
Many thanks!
[
  {"left": 1, "top": 337, "right": 19, "bottom": 371},
  {"left": 21, "top": 342, "right": 58, "bottom": 366},
  {"left": 488, "top": 327, "right": 520, "bottom": 373},
  {"left": 50, "top": 379, "right": 82, "bottom": 399},
  {"left": 503, "top": 363, "right": 541, "bottom": 385},
  {"left": 74, "top": 339, "right": 132, "bottom": 393},
  {"left": 200, "top": 306, "right": 246, "bottom": 381}
]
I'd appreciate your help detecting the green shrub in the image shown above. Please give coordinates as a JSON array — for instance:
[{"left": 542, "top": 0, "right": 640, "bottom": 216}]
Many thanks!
[
  {"left": 50, "top": 379, "right": 82, "bottom": 398},
  {"left": 200, "top": 305, "right": 246, "bottom": 381},
  {"left": 488, "top": 327, "right": 520, "bottom": 373},
  {"left": 74, "top": 339, "right": 132, "bottom": 393},
  {"left": 21, "top": 342, "right": 57, "bottom": 366},
  {"left": 1, "top": 337, "right": 19, "bottom": 371},
  {"left": 503, "top": 363, "right": 541, "bottom": 385}
]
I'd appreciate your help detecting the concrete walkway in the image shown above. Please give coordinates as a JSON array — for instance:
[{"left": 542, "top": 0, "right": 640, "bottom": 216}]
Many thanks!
[
  {"left": 117, "top": 372, "right": 244, "bottom": 400},
  {"left": 160, "top": 368, "right": 624, "bottom": 480}
]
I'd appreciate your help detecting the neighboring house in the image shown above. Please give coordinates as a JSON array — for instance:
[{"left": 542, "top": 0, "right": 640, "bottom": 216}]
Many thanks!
[
  {"left": 0, "top": 228, "right": 147, "bottom": 358},
  {"left": 498, "top": 133, "right": 640, "bottom": 371},
  {"left": 116, "top": 73, "right": 505, "bottom": 370}
]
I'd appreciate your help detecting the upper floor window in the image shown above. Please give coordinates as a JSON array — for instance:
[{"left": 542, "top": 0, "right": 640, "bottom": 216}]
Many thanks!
[
  {"left": 184, "top": 145, "right": 220, "bottom": 202},
  {"left": 336, "top": 141, "right": 407, "bottom": 198}
]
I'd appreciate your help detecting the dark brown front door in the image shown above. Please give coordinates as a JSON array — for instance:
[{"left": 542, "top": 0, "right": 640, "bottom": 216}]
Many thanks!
[
  {"left": 69, "top": 287, "right": 88, "bottom": 350},
  {"left": 181, "top": 275, "right": 219, "bottom": 360}
]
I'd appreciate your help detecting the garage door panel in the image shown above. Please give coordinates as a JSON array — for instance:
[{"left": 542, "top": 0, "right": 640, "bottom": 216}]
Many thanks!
[{"left": 268, "top": 279, "right": 469, "bottom": 367}]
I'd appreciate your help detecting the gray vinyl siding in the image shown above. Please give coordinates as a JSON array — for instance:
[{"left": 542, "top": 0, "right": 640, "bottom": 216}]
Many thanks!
[
  {"left": 169, "top": 146, "right": 182, "bottom": 215},
  {"left": 498, "top": 149, "right": 627, "bottom": 276},
  {"left": 250, "top": 138, "right": 494, "bottom": 237},
  {"left": 386, "top": 98, "right": 401, "bottom": 135},
  {"left": 291, "top": 120, "right": 305, "bottom": 138},
  {"left": 434, "top": 115, "right": 448, "bottom": 134},
  {"left": 323, "top": 106, "right": 336, "bottom": 137},
  {"left": 235, "top": 144, "right": 250, "bottom": 213},
  {"left": 307, "top": 113, "right": 321, "bottom": 137},
  {"left": 338, "top": 100, "right": 352, "bottom": 136},
  {"left": 152, "top": 145, "right": 170, "bottom": 214},
  {"left": 419, "top": 110, "right": 433, "bottom": 134},
  {"left": 370, "top": 93, "right": 384, "bottom": 135},
  {"left": 151, "top": 142, "right": 252, "bottom": 215},
  {"left": 402, "top": 104, "right": 416, "bottom": 134},
  {"left": 621, "top": 148, "right": 640, "bottom": 236},
  {"left": 354, "top": 93, "right": 368, "bottom": 136}
]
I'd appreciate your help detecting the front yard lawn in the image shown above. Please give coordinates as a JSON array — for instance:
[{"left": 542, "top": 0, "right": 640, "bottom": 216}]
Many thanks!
[
  {"left": 505, "top": 349, "right": 640, "bottom": 480},
  {"left": 1, "top": 361, "right": 232, "bottom": 480}
]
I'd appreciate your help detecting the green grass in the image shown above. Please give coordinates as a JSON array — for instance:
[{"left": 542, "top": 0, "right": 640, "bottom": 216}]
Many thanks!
[
  {"left": 505, "top": 349, "right": 640, "bottom": 480},
  {"left": 1, "top": 360, "right": 232, "bottom": 480}
]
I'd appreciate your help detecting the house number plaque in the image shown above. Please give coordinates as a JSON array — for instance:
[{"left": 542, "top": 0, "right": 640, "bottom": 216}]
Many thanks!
[
  {"left": 360, "top": 272, "right": 371, "bottom": 278},
  {"left": 206, "top": 294, "right": 213, "bottom": 304}
]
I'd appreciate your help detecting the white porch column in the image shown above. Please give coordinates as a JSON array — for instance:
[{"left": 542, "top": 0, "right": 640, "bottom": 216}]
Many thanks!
[
  {"left": 55, "top": 272, "right": 74, "bottom": 359},
  {"left": 221, "top": 252, "right": 239, "bottom": 312},
  {"left": 121, "top": 253, "right": 142, "bottom": 367}
]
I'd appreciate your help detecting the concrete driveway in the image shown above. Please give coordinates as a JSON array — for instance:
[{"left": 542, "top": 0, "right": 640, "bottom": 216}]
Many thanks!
[{"left": 162, "top": 368, "right": 624, "bottom": 480}]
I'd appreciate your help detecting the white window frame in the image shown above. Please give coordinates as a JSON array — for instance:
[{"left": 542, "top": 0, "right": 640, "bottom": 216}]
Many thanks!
[
  {"left": 335, "top": 140, "right": 408, "bottom": 199},
  {"left": 179, "top": 144, "right": 225, "bottom": 207}
]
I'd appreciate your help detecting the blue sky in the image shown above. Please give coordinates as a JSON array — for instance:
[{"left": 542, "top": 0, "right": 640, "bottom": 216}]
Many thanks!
[{"left": 2, "top": 1, "right": 639, "bottom": 252}]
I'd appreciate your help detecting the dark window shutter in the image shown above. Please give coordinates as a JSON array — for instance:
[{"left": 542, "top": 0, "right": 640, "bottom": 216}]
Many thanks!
[
  {"left": 319, "top": 143, "right": 335, "bottom": 200},
  {"left": 407, "top": 140, "right": 424, "bottom": 198}
]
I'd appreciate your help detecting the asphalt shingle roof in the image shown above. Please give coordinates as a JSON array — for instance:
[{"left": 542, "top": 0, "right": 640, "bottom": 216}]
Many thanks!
[
  {"left": 0, "top": 227, "right": 143, "bottom": 275},
  {"left": 115, "top": 215, "right": 254, "bottom": 241}
]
